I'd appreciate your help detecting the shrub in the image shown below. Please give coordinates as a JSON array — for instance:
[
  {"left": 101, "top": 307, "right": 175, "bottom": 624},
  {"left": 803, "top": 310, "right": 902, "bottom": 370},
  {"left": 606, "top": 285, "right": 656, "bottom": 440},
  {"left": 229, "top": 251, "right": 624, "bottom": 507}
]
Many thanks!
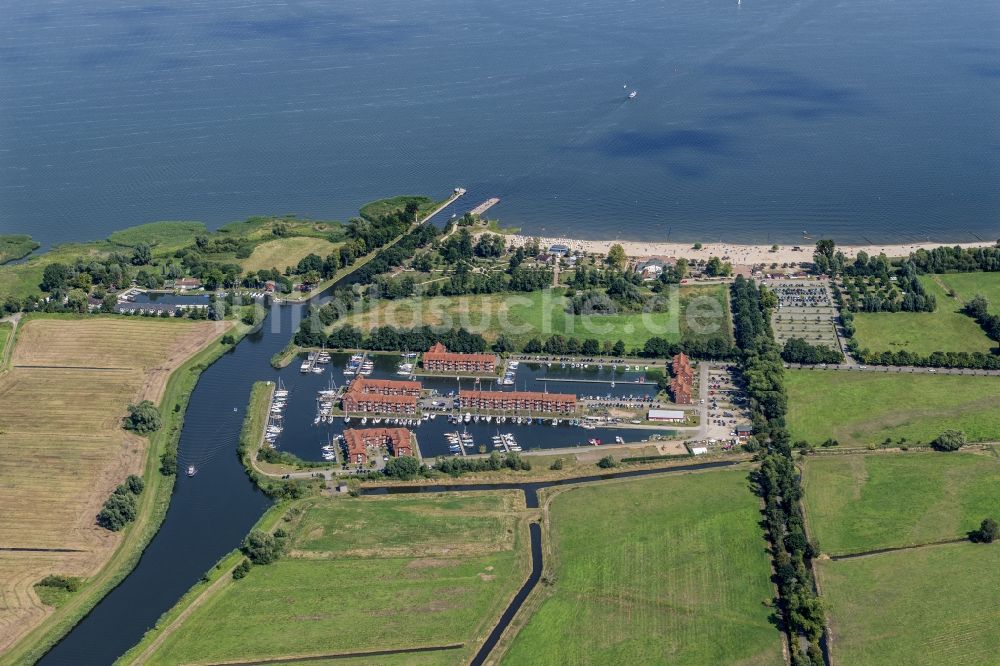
[
  {"left": 241, "top": 529, "right": 286, "bottom": 565},
  {"left": 931, "top": 429, "right": 966, "bottom": 452},
  {"left": 596, "top": 455, "right": 618, "bottom": 469},
  {"left": 232, "top": 559, "right": 252, "bottom": 579},
  {"left": 970, "top": 518, "right": 998, "bottom": 544},
  {"left": 549, "top": 458, "right": 564, "bottom": 470},
  {"left": 124, "top": 474, "right": 144, "bottom": 495},
  {"left": 122, "top": 400, "right": 162, "bottom": 434}
]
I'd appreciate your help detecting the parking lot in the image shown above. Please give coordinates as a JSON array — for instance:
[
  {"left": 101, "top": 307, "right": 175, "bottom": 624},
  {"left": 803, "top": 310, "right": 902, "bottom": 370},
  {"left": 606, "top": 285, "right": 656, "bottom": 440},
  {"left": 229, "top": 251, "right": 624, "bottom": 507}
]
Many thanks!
[
  {"left": 701, "top": 364, "right": 751, "bottom": 447},
  {"left": 768, "top": 279, "right": 842, "bottom": 351}
]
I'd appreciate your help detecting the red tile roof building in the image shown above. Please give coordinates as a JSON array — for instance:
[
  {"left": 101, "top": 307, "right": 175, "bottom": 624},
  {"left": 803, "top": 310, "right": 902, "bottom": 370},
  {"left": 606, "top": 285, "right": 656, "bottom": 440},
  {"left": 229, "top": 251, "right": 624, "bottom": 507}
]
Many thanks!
[
  {"left": 459, "top": 390, "right": 576, "bottom": 414},
  {"left": 344, "top": 428, "right": 414, "bottom": 464},
  {"left": 671, "top": 352, "right": 694, "bottom": 383},
  {"left": 423, "top": 343, "right": 497, "bottom": 374},
  {"left": 342, "top": 377, "right": 420, "bottom": 414},
  {"left": 669, "top": 353, "right": 694, "bottom": 405}
]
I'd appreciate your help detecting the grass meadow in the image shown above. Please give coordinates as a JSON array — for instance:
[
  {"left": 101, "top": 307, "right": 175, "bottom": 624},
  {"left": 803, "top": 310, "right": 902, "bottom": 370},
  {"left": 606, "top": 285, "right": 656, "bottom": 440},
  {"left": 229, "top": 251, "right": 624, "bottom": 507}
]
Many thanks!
[
  {"left": 501, "top": 469, "right": 781, "bottom": 666},
  {"left": 851, "top": 276, "right": 995, "bottom": 355},
  {"left": 336, "top": 285, "right": 731, "bottom": 351},
  {"left": 934, "top": 271, "right": 1000, "bottom": 313},
  {"left": 802, "top": 453, "right": 1000, "bottom": 555},
  {"left": 0, "top": 321, "right": 11, "bottom": 364},
  {"left": 240, "top": 236, "right": 342, "bottom": 273},
  {"left": 786, "top": 370, "right": 1000, "bottom": 447},
  {"left": 0, "top": 316, "right": 227, "bottom": 654},
  {"left": 817, "top": 542, "right": 1000, "bottom": 665},
  {"left": 107, "top": 221, "right": 207, "bottom": 252},
  {"left": 138, "top": 492, "right": 529, "bottom": 666}
]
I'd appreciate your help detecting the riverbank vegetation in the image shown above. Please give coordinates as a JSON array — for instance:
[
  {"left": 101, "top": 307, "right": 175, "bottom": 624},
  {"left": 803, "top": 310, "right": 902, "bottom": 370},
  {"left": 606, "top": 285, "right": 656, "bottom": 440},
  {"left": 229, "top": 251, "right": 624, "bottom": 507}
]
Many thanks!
[
  {"left": 502, "top": 470, "right": 781, "bottom": 665},
  {"left": 786, "top": 370, "right": 1000, "bottom": 447},
  {"left": 122, "top": 492, "right": 530, "bottom": 666},
  {"left": 0, "top": 234, "right": 40, "bottom": 264},
  {"left": 802, "top": 452, "right": 1000, "bottom": 555},
  {"left": 0, "top": 315, "right": 237, "bottom": 662}
]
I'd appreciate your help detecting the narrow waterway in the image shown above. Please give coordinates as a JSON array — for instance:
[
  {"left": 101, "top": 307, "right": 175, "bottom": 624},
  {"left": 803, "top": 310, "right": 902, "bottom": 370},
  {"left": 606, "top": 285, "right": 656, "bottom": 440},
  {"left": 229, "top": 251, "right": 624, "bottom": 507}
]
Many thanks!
[{"left": 38, "top": 304, "right": 302, "bottom": 665}]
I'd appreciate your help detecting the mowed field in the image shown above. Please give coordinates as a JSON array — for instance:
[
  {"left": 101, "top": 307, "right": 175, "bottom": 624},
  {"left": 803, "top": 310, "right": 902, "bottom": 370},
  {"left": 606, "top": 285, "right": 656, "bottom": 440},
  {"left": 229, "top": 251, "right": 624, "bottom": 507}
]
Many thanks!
[
  {"left": 851, "top": 276, "right": 995, "bottom": 355},
  {"left": 817, "top": 542, "right": 1000, "bottom": 666},
  {"left": 805, "top": 452, "right": 1000, "bottom": 665},
  {"left": 134, "top": 492, "right": 530, "bottom": 665},
  {"left": 501, "top": 470, "right": 781, "bottom": 666},
  {"left": 0, "top": 316, "right": 227, "bottom": 652},
  {"left": 336, "top": 285, "right": 731, "bottom": 350},
  {"left": 786, "top": 370, "right": 1000, "bottom": 447},
  {"left": 240, "top": 236, "right": 342, "bottom": 273},
  {"left": 802, "top": 453, "right": 1000, "bottom": 555},
  {"left": 934, "top": 272, "right": 1000, "bottom": 313}
]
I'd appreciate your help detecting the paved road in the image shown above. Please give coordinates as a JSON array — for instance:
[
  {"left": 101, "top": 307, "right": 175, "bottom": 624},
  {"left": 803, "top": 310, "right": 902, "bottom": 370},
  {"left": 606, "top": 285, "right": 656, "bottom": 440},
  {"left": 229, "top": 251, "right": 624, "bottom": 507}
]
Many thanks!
[{"left": 784, "top": 363, "right": 1000, "bottom": 376}]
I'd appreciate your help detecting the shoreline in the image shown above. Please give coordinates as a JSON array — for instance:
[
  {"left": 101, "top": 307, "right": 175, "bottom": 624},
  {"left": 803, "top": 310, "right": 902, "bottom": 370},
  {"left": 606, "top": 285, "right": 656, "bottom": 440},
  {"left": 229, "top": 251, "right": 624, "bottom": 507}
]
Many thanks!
[{"left": 502, "top": 234, "right": 997, "bottom": 266}]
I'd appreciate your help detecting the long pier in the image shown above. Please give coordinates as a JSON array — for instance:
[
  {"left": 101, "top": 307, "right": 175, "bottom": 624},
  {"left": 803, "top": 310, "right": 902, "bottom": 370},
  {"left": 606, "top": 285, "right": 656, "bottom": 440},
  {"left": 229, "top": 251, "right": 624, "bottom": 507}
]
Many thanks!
[{"left": 468, "top": 197, "right": 499, "bottom": 217}]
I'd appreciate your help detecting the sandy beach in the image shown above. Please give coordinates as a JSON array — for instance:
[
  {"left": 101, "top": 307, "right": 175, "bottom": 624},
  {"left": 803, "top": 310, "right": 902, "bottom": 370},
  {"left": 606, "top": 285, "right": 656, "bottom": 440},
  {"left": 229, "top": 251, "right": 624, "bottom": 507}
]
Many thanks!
[{"left": 503, "top": 234, "right": 996, "bottom": 266}]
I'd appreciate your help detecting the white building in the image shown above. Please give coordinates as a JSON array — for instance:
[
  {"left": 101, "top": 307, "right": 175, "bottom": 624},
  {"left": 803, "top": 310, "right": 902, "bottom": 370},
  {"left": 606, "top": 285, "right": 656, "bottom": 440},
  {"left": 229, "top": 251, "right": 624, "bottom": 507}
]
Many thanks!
[{"left": 647, "top": 409, "right": 685, "bottom": 422}]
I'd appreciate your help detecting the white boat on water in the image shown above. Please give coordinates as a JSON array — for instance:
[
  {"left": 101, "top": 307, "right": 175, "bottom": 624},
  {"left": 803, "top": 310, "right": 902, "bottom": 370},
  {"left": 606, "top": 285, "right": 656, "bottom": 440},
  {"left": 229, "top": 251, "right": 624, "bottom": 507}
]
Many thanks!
[
  {"left": 628, "top": 90, "right": 637, "bottom": 99},
  {"left": 187, "top": 465, "right": 197, "bottom": 477}
]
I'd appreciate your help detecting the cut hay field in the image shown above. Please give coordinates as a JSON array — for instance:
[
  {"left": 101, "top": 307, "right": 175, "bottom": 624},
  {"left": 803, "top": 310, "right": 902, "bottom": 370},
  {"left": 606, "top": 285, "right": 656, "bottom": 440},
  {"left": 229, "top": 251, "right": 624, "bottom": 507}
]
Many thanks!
[
  {"left": 127, "top": 492, "right": 530, "bottom": 666},
  {"left": 802, "top": 453, "right": 1000, "bottom": 555},
  {"left": 0, "top": 316, "right": 227, "bottom": 653},
  {"left": 240, "top": 236, "right": 343, "bottom": 273},
  {"left": 336, "top": 285, "right": 731, "bottom": 351},
  {"left": 786, "top": 370, "right": 1000, "bottom": 447},
  {"left": 933, "top": 271, "right": 1000, "bottom": 313},
  {"left": 501, "top": 469, "right": 781, "bottom": 666},
  {"left": 817, "top": 542, "right": 1000, "bottom": 665},
  {"left": 851, "top": 276, "right": 995, "bottom": 355}
]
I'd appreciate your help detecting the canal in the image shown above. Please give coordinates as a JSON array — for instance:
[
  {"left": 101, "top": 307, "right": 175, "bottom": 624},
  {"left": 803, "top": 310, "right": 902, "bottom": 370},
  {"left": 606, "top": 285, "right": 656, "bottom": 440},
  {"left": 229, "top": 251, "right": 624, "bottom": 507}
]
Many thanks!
[{"left": 36, "top": 286, "right": 693, "bottom": 664}]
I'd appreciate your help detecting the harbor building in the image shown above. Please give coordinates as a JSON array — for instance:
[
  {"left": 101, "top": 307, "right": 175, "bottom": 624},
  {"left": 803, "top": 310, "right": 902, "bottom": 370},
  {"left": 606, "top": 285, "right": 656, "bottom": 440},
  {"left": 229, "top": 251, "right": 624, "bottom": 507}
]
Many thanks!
[
  {"left": 459, "top": 390, "right": 576, "bottom": 414},
  {"left": 422, "top": 342, "right": 497, "bottom": 374},
  {"left": 342, "top": 377, "right": 420, "bottom": 414},
  {"left": 344, "top": 428, "right": 414, "bottom": 464}
]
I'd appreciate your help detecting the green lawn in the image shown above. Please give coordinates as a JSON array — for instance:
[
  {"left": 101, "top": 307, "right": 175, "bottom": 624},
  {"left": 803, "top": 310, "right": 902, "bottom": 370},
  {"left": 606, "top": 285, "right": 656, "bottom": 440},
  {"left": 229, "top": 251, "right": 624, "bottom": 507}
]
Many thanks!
[
  {"left": 337, "top": 285, "right": 731, "bottom": 351},
  {"left": 817, "top": 542, "right": 1000, "bottom": 665},
  {"left": 0, "top": 234, "right": 40, "bottom": 265},
  {"left": 851, "top": 276, "right": 995, "bottom": 355},
  {"left": 501, "top": 470, "right": 782, "bottom": 666},
  {"left": 0, "top": 322, "right": 11, "bottom": 363},
  {"left": 934, "top": 272, "right": 1000, "bottom": 314},
  {"left": 802, "top": 453, "right": 1000, "bottom": 555},
  {"left": 786, "top": 370, "right": 1000, "bottom": 447},
  {"left": 138, "top": 492, "right": 529, "bottom": 666}
]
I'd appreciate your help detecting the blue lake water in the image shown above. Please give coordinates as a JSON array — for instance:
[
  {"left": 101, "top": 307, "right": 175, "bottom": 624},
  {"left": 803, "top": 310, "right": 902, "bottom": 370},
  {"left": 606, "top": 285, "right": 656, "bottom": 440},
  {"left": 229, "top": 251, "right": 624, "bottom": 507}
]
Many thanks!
[{"left": 1, "top": 0, "right": 998, "bottom": 245}]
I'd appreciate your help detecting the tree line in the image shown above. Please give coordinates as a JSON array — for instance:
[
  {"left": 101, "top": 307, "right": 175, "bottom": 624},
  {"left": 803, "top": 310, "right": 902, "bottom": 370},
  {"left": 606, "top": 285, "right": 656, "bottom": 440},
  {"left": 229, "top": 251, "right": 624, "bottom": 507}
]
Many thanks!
[{"left": 731, "top": 276, "right": 826, "bottom": 665}]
